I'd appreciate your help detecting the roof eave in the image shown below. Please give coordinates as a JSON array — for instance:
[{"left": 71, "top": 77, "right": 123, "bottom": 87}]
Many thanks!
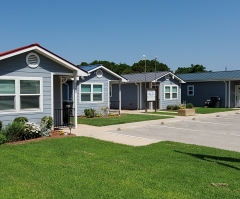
[
  {"left": 0, "top": 44, "right": 88, "bottom": 77},
  {"left": 89, "top": 65, "right": 128, "bottom": 82}
]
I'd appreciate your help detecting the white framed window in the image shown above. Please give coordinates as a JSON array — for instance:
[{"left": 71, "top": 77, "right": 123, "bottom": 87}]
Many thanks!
[
  {"left": 164, "top": 85, "right": 178, "bottom": 100},
  {"left": 187, "top": 85, "right": 194, "bottom": 96},
  {"left": 80, "top": 83, "right": 103, "bottom": 102},
  {"left": 0, "top": 77, "right": 42, "bottom": 112}
]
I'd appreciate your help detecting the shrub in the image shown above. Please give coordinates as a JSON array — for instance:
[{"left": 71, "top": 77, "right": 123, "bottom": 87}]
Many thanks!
[
  {"left": 84, "top": 108, "right": 95, "bottom": 118},
  {"left": 0, "top": 120, "right": 2, "bottom": 131},
  {"left": 0, "top": 133, "right": 7, "bottom": 145},
  {"left": 24, "top": 122, "right": 41, "bottom": 139},
  {"left": 41, "top": 116, "right": 53, "bottom": 130},
  {"left": 1, "top": 121, "right": 26, "bottom": 142},
  {"left": 166, "top": 105, "right": 173, "bottom": 110},
  {"left": 172, "top": 104, "right": 180, "bottom": 110},
  {"left": 14, "top": 117, "right": 28, "bottom": 123},
  {"left": 186, "top": 103, "right": 194, "bottom": 108},
  {"left": 40, "top": 117, "right": 52, "bottom": 137}
]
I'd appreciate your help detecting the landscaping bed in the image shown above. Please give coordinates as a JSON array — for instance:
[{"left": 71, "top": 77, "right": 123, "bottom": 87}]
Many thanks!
[{"left": 6, "top": 130, "right": 76, "bottom": 145}]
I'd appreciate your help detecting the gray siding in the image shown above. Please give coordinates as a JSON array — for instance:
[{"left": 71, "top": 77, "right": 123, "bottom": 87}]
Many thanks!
[
  {"left": 111, "top": 79, "right": 182, "bottom": 110},
  {"left": 77, "top": 70, "right": 120, "bottom": 115},
  {"left": 0, "top": 51, "right": 72, "bottom": 126},
  {"left": 111, "top": 83, "right": 138, "bottom": 109},
  {"left": 181, "top": 82, "right": 226, "bottom": 107},
  {"left": 159, "top": 78, "right": 182, "bottom": 109}
]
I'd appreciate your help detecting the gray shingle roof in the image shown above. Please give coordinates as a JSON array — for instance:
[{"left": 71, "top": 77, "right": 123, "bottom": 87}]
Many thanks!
[
  {"left": 177, "top": 70, "right": 240, "bottom": 81},
  {"left": 121, "top": 71, "right": 185, "bottom": 83}
]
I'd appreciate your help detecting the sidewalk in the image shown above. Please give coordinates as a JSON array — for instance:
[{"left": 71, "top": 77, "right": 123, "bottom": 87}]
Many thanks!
[{"left": 70, "top": 109, "right": 240, "bottom": 147}]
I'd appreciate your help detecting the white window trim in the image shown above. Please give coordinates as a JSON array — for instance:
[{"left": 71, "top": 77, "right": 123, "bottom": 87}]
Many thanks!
[
  {"left": 0, "top": 76, "right": 43, "bottom": 113},
  {"left": 164, "top": 85, "right": 178, "bottom": 100},
  {"left": 187, "top": 85, "right": 194, "bottom": 96},
  {"left": 79, "top": 83, "right": 104, "bottom": 103}
]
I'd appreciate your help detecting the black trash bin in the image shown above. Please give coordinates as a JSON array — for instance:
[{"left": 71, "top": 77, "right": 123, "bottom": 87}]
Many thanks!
[
  {"left": 210, "top": 96, "right": 220, "bottom": 108},
  {"left": 63, "top": 100, "right": 73, "bottom": 124}
]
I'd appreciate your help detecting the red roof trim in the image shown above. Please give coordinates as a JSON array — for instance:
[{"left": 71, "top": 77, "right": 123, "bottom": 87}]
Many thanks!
[
  {"left": 0, "top": 43, "right": 40, "bottom": 57},
  {"left": 0, "top": 43, "right": 86, "bottom": 72}
]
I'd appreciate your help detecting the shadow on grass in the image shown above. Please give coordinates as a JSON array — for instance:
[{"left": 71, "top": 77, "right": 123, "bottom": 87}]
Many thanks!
[{"left": 174, "top": 150, "right": 240, "bottom": 171}]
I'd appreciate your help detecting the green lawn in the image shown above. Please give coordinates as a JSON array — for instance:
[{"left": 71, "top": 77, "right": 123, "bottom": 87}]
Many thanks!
[
  {"left": 195, "top": 107, "right": 237, "bottom": 114},
  {"left": 78, "top": 114, "right": 173, "bottom": 126},
  {"left": 0, "top": 138, "right": 239, "bottom": 198}
]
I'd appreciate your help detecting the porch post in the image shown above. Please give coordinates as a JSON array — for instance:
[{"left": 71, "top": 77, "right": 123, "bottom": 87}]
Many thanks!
[
  {"left": 74, "top": 74, "right": 78, "bottom": 129},
  {"left": 228, "top": 81, "right": 231, "bottom": 108},
  {"left": 119, "top": 81, "right": 122, "bottom": 115}
]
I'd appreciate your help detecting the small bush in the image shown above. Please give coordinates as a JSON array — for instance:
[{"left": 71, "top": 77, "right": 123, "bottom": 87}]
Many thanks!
[
  {"left": 166, "top": 105, "right": 173, "bottom": 110},
  {"left": 41, "top": 116, "right": 53, "bottom": 130},
  {"left": 0, "top": 133, "right": 7, "bottom": 145},
  {"left": 0, "top": 120, "right": 2, "bottom": 131},
  {"left": 84, "top": 108, "right": 95, "bottom": 118},
  {"left": 14, "top": 117, "right": 28, "bottom": 123},
  {"left": 24, "top": 122, "right": 41, "bottom": 139},
  {"left": 40, "top": 117, "right": 52, "bottom": 137},
  {"left": 1, "top": 121, "right": 26, "bottom": 142},
  {"left": 186, "top": 103, "right": 194, "bottom": 108},
  {"left": 172, "top": 105, "right": 180, "bottom": 110}
]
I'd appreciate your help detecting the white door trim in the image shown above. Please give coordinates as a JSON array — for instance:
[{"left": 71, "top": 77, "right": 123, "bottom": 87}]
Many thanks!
[{"left": 235, "top": 85, "right": 240, "bottom": 107}]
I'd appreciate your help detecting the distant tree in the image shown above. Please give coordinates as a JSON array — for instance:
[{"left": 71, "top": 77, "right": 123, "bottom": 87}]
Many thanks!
[
  {"left": 78, "top": 59, "right": 170, "bottom": 75},
  {"left": 131, "top": 59, "right": 170, "bottom": 73},
  {"left": 79, "top": 62, "right": 88, "bottom": 66},
  {"left": 175, "top": 64, "right": 208, "bottom": 74},
  {"left": 78, "top": 60, "right": 132, "bottom": 75}
]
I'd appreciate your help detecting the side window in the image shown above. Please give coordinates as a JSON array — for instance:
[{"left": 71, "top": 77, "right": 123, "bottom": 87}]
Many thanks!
[
  {"left": 0, "top": 77, "right": 42, "bottom": 112},
  {"left": 80, "top": 83, "right": 103, "bottom": 102},
  {"left": 0, "top": 80, "right": 16, "bottom": 110},
  {"left": 187, "top": 85, "right": 194, "bottom": 96},
  {"left": 164, "top": 85, "right": 178, "bottom": 100}
]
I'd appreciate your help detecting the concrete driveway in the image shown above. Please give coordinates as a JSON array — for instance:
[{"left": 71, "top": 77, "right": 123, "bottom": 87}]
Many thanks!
[{"left": 72, "top": 110, "right": 240, "bottom": 152}]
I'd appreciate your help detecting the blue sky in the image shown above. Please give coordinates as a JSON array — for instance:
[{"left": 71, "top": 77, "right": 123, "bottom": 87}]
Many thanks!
[{"left": 1, "top": 0, "right": 240, "bottom": 72}]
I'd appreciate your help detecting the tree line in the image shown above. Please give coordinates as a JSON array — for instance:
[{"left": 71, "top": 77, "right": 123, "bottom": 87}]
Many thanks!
[{"left": 78, "top": 60, "right": 209, "bottom": 75}]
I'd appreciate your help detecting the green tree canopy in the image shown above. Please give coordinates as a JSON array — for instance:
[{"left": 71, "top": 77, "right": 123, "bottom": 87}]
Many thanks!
[
  {"left": 132, "top": 60, "right": 170, "bottom": 73},
  {"left": 175, "top": 64, "right": 208, "bottom": 74},
  {"left": 79, "top": 59, "right": 170, "bottom": 74}
]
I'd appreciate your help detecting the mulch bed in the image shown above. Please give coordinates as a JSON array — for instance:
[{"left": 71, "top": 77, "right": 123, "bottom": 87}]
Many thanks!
[{"left": 6, "top": 130, "right": 76, "bottom": 145}]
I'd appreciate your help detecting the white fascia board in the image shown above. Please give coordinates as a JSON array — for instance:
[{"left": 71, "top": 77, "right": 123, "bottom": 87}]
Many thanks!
[
  {"left": 0, "top": 46, "right": 88, "bottom": 77},
  {"left": 34, "top": 47, "right": 88, "bottom": 77},
  {"left": 89, "top": 65, "right": 128, "bottom": 82},
  {"left": 152, "top": 72, "right": 185, "bottom": 83}
]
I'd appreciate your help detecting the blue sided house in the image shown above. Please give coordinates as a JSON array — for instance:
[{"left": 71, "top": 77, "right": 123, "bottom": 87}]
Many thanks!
[
  {"left": 0, "top": 44, "right": 88, "bottom": 128},
  {"left": 63, "top": 65, "right": 128, "bottom": 116},
  {"left": 178, "top": 70, "right": 240, "bottom": 108},
  {"left": 110, "top": 71, "right": 185, "bottom": 110}
]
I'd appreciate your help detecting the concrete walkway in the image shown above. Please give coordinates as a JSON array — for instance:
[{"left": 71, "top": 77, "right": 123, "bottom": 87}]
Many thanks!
[{"left": 68, "top": 109, "right": 240, "bottom": 152}]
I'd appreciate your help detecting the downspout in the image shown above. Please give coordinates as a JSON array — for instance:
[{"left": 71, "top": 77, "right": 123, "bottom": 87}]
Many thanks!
[{"left": 135, "top": 83, "right": 139, "bottom": 109}]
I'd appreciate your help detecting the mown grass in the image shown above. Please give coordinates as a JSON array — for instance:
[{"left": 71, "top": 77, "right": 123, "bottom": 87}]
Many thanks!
[
  {"left": 195, "top": 107, "right": 237, "bottom": 114},
  {"left": 78, "top": 114, "right": 173, "bottom": 126},
  {"left": 0, "top": 137, "right": 239, "bottom": 199}
]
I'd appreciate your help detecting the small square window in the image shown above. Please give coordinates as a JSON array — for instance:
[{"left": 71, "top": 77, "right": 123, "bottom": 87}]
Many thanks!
[{"left": 187, "top": 85, "right": 194, "bottom": 96}]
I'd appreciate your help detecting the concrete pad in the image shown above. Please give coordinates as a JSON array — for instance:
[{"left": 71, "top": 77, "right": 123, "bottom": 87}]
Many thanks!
[{"left": 70, "top": 110, "right": 240, "bottom": 152}]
